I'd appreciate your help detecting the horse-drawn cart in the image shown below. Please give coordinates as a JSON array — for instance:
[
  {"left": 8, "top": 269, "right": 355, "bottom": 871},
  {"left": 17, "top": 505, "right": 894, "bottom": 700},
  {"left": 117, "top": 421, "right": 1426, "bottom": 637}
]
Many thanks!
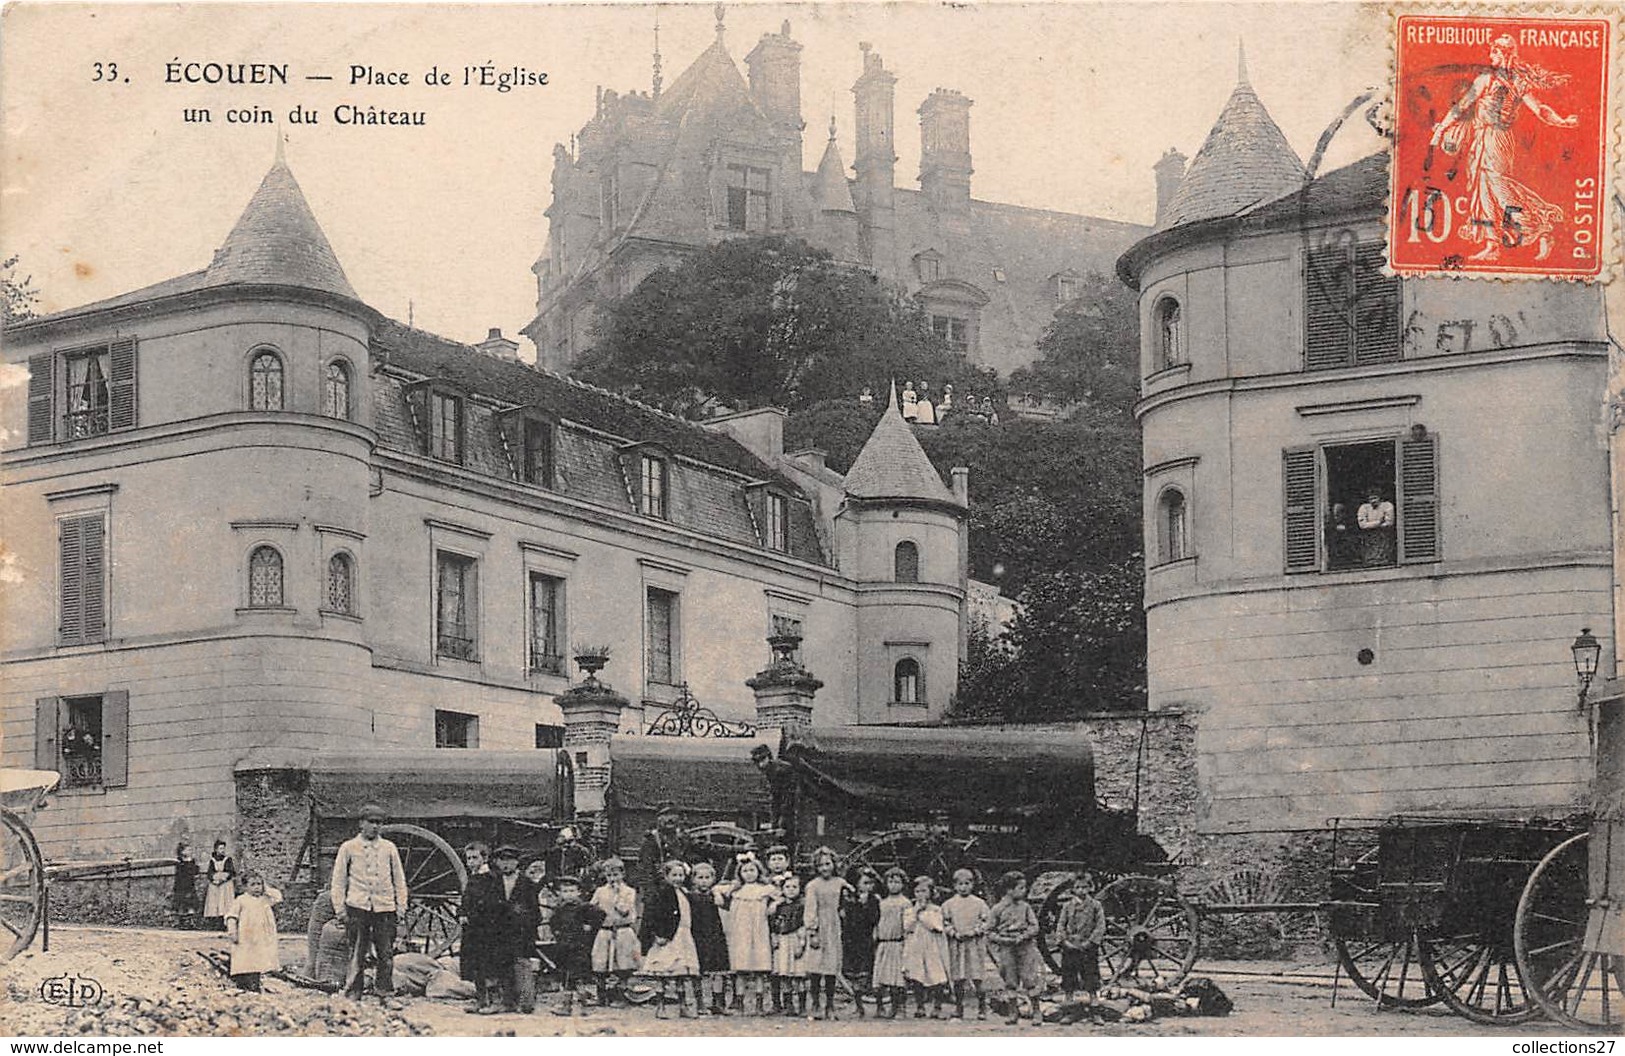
[{"left": 0, "top": 768, "right": 59, "bottom": 963}]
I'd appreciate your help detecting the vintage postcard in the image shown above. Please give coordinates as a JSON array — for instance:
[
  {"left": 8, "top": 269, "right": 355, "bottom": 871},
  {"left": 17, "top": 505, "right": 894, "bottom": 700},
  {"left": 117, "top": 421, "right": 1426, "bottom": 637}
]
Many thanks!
[{"left": 1, "top": 0, "right": 1622, "bottom": 1044}]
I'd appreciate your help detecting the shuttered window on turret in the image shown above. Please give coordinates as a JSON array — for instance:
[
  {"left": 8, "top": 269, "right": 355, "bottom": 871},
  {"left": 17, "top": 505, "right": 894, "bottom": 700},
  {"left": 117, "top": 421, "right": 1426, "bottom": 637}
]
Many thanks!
[
  {"left": 1282, "top": 433, "right": 1441, "bottom": 574},
  {"left": 1304, "top": 241, "right": 1400, "bottom": 370},
  {"left": 59, "top": 514, "right": 107, "bottom": 645},
  {"left": 27, "top": 338, "right": 137, "bottom": 445}
]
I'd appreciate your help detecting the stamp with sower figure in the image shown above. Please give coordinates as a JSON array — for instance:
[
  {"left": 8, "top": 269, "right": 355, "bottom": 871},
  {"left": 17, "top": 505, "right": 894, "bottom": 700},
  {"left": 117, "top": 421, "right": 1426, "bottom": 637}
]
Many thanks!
[{"left": 1390, "top": 14, "right": 1613, "bottom": 279}]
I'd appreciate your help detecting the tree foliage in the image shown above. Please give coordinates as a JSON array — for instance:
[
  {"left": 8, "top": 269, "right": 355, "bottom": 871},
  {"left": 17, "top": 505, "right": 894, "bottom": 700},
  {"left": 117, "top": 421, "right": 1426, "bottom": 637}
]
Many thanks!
[
  {"left": 3, "top": 255, "right": 40, "bottom": 324},
  {"left": 1009, "top": 271, "right": 1139, "bottom": 425},
  {"left": 577, "top": 236, "right": 995, "bottom": 417}
]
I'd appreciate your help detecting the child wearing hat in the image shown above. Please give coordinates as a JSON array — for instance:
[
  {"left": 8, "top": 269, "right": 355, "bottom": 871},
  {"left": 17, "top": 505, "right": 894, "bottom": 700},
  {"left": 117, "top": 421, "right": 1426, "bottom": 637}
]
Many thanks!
[{"left": 548, "top": 876, "right": 603, "bottom": 1016}]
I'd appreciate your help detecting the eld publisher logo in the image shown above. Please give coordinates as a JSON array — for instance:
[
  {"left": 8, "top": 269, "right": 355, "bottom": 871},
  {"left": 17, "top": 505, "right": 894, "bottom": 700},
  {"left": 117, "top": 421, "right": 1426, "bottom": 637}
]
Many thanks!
[{"left": 38, "top": 973, "right": 104, "bottom": 1007}]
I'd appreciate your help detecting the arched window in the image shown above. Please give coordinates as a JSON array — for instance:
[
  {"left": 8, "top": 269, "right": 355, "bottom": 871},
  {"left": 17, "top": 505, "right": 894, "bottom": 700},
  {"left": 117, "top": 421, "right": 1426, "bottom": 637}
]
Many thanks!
[
  {"left": 248, "top": 546, "right": 284, "bottom": 608},
  {"left": 250, "top": 351, "right": 284, "bottom": 411},
  {"left": 323, "top": 361, "right": 351, "bottom": 420},
  {"left": 893, "top": 658, "right": 923, "bottom": 704},
  {"left": 1160, "top": 488, "right": 1188, "bottom": 563},
  {"left": 326, "top": 552, "right": 355, "bottom": 614},
  {"left": 1155, "top": 297, "right": 1183, "bottom": 370},
  {"left": 894, "top": 541, "right": 920, "bottom": 583}
]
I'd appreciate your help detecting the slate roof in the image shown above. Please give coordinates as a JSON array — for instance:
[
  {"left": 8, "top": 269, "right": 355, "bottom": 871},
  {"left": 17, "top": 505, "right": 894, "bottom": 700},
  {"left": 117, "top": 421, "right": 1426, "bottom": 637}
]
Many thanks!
[
  {"left": 371, "top": 318, "right": 828, "bottom": 564},
  {"left": 1158, "top": 64, "right": 1306, "bottom": 231},
  {"left": 843, "top": 383, "right": 961, "bottom": 506},
  {"left": 812, "top": 131, "right": 857, "bottom": 214}
]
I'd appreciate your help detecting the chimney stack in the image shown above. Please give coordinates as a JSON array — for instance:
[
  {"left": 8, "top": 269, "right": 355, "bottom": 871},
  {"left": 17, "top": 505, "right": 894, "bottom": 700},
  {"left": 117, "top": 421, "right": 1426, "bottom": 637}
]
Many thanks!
[
  {"left": 1154, "top": 148, "right": 1187, "bottom": 227},
  {"left": 852, "top": 43, "right": 898, "bottom": 274},
  {"left": 918, "top": 89, "right": 974, "bottom": 208},
  {"left": 746, "top": 21, "right": 805, "bottom": 172},
  {"left": 476, "top": 327, "right": 520, "bottom": 361}
]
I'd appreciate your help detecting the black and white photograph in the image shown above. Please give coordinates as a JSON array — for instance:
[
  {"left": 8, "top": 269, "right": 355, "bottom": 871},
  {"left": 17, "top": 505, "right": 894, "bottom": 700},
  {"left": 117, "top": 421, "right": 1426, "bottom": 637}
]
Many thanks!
[{"left": 0, "top": 0, "right": 1621, "bottom": 1042}]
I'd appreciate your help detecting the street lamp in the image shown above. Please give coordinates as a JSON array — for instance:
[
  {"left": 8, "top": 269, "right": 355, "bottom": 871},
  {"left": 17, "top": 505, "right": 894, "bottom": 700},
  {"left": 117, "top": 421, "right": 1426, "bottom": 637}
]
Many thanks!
[{"left": 1571, "top": 627, "right": 1602, "bottom": 707}]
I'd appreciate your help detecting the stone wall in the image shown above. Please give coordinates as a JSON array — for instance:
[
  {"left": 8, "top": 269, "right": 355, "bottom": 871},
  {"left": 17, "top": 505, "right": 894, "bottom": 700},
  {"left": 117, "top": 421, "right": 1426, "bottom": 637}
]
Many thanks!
[{"left": 234, "top": 766, "right": 318, "bottom": 931}]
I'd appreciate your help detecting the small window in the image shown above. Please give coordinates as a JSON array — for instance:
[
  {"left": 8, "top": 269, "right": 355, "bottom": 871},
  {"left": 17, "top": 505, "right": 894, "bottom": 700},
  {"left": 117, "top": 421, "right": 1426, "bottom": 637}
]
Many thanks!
[
  {"left": 725, "top": 164, "right": 771, "bottom": 232},
  {"left": 58, "top": 513, "right": 107, "bottom": 646},
  {"left": 524, "top": 420, "right": 555, "bottom": 487},
  {"left": 931, "top": 314, "right": 971, "bottom": 356},
  {"left": 535, "top": 723, "right": 565, "bottom": 749},
  {"left": 1159, "top": 488, "right": 1188, "bottom": 564},
  {"left": 1155, "top": 297, "right": 1183, "bottom": 370},
  {"left": 646, "top": 587, "right": 679, "bottom": 685},
  {"left": 436, "top": 551, "right": 479, "bottom": 660},
  {"left": 434, "top": 709, "right": 478, "bottom": 749},
  {"left": 250, "top": 351, "right": 284, "bottom": 411},
  {"left": 918, "top": 254, "right": 942, "bottom": 283},
  {"left": 247, "top": 546, "right": 285, "bottom": 608},
  {"left": 529, "top": 572, "right": 565, "bottom": 675},
  {"left": 35, "top": 693, "right": 128, "bottom": 790},
  {"left": 767, "top": 493, "right": 789, "bottom": 552},
  {"left": 431, "top": 392, "right": 463, "bottom": 463},
  {"left": 326, "top": 552, "right": 355, "bottom": 615},
  {"left": 324, "top": 361, "right": 352, "bottom": 420},
  {"left": 893, "top": 658, "right": 923, "bottom": 705},
  {"left": 640, "top": 454, "right": 668, "bottom": 519},
  {"left": 64, "top": 348, "right": 111, "bottom": 438},
  {"left": 894, "top": 541, "right": 920, "bottom": 583}
]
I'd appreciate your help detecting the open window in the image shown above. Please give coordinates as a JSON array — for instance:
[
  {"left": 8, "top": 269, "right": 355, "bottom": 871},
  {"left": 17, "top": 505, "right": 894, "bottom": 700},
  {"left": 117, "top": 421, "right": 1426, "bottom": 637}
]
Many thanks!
[
  {"left": 1284, "top": 431, "right": 1439, "bottom": 574},
  {"left": 34, "top": 692, "right": 128, "bottom": 790},
  {"left": 29, "top": 338, "right": 137, "bottom": 444}
]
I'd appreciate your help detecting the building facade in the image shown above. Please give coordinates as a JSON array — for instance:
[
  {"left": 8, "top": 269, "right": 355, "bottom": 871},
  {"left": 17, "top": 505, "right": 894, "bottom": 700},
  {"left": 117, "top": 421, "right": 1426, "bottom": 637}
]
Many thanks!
[
  {"left": 0, "top": 156, "right": 970, "bottom": 864},
  {"left": 1120, "top": 65, "right": 1612, "bottom": 838},
  {"left": 523, "top": 12, "right": 1148, "bottom": 376}
]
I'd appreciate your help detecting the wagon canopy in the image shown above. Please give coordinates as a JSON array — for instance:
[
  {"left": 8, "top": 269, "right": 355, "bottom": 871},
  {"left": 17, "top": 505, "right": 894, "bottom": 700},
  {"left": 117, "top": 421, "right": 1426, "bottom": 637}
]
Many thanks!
[
  {"left": 239, "top": 748, "right": 572, "bottom": 822},
  {"left": 607, "top": 734, "right": 773, "bottom": 814},
  {"left": 782, "top": 725, "right": 1095, "bottom": 819}
]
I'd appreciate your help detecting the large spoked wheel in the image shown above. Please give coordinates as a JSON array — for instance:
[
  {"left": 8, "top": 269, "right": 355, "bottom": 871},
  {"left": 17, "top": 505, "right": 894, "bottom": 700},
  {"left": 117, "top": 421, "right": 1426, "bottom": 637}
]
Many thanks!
[
  {"left": 838, "top": 830, "right": 979, "bottom": 894},
  {"left": 686, "top": 822, "right": 758, "bottom": 881},
  {"left": 0, "top": 807, "right": 46, "bottom": 963},
  {"left": 1334, "top": 931, "right": 1440, "bottom": 1008},
  {"left": 1515, "top": 833, "right": 1624, "bottom": 1032},
  {"left": 1419, "top": 932, "right": 1540, "bottom": 1024},
  {"left": 382, "top": 823, "right": 466, "bottom": 958},
  {"left": 1093, "top": 875, "right": 1199, "bottom": 988}
]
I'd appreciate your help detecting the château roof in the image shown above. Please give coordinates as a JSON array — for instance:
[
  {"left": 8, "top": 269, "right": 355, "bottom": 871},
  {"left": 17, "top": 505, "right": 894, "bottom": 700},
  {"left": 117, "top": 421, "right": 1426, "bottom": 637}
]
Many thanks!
[
  {"left": 1158, "top": 53, "right": 1306, "bottom": 231},
  {"left": 843, "top": 384, "right": 961, "bottom": 507},
  {"left": 206, "top": 156, "right": 358, "bottom": 299}
]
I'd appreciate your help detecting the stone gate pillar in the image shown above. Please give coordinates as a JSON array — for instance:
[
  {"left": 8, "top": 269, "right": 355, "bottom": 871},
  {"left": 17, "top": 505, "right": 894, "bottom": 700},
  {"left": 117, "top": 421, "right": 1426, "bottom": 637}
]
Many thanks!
[
  {"left": 747, "top": 633, "right": 823, "bottom": 736},
  {"left": 557, "top": 660, "right": 628, "bottom": 816}
]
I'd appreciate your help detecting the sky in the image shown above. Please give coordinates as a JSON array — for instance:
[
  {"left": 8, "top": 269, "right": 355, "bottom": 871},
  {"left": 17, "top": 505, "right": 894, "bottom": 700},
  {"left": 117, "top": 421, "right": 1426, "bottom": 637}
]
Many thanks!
[{"left": 1, "top": 1, "right": 1391, "bottom": 350}]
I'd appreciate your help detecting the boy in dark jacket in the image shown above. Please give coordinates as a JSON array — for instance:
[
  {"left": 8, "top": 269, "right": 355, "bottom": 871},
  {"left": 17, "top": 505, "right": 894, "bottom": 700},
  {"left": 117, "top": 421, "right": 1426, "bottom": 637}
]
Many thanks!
[
  {"left": 489, "top": 845, "right": 541, "bottom": 1013},
  {"left": 549, "top": 876, "right": 604, "bottom": 1016}
]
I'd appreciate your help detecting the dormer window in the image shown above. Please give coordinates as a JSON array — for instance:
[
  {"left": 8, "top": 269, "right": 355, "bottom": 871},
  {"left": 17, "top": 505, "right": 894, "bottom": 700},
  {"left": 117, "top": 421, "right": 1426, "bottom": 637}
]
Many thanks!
[
  {"left": 726, "top": 164, "right": 770, "bottom": 232},
  {"left": 639, "top": 453, "right": 668, "bottom": 519},
  {"left": 1154, "top": 296, "right": 1184, "bottom": 370},
  {"left": 431, "top": 391, "right": 463, "bottom": 463},
  {"left": 767, "top": 493, "right": 789, "bottom": 552},
  {"left": 523, "top": 419, "right": 555, "bottom": 488}
]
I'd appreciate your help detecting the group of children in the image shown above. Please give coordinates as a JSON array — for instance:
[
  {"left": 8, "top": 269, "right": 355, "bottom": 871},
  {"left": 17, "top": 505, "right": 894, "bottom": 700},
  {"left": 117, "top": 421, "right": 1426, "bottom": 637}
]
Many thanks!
[{"left": 460, "top": 838, "right": 1106, "bottom": 1026}]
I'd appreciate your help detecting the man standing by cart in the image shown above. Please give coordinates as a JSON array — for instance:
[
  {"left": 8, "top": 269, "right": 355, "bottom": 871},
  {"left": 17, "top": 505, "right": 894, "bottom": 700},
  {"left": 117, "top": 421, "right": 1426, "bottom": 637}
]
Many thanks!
[{"left": 331, "top": 802, "right": 409, "bottom": 1001}]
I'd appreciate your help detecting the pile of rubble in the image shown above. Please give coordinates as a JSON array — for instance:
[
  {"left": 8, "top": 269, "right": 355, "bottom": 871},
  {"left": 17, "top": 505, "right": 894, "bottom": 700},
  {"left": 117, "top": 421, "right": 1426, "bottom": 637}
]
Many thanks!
[
  {"left": 60, "top": 994, "right": 429, "bottom": 1037},
  {"left": 1045, "top": 976, "right": 1234, "bottom": 1026}
]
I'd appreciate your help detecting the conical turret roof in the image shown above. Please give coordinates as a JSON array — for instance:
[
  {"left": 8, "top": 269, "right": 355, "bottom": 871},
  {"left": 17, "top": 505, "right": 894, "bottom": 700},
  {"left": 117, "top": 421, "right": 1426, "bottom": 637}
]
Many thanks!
[
  {"left": 813, "top": 121, "right": 857, "bottom": 214},
  {"left": 205, "top": 154, "right": 357, "bottom": 299},
  {"left": 844, "top": 384, "right": 960, "bottom": 506},
  {"left": 1158, "top": 49, "right": 1305, "bottom": 230}
]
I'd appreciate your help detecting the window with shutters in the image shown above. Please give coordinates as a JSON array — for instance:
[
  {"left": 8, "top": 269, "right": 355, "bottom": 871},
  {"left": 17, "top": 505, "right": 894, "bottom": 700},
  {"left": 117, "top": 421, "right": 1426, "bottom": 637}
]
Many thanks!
[
  {"left": 325, "top": 552, "right": 355, "bottom": 615},
  {"left": 249, "top": 350, "right": 284, "bottom": 411},
  {"left": 324, "top": 360, "right": 352, "bottom": 420},
  {"left": 28, "top": 339, "right": 137, "bottom": 445},
  {"left": 646, "top": 587, "right": 679, "bottom": 685},
  {"left": 247, "top": 546, "right": 285, "bottom": 607},
  {"left": 58, "top": 514, "right": 107, "bottom": 646},
  {"left": 35, "top": 692, "right": 128, "bottom": 791},
  {"left": 436, "top": 551, "right": 479, "bottom": 660},
  {"left": 1283, "top": 431, "right": 1440, "bottom": 574},
  {"left": 529, "top": 572, "right": 565, "bottom": 675},
  {"left": 1304, "top": 239, "right": 1402, "bottom": 371},
  {"left": 894, "top": 541, "right": 920, "bottom": 583}
]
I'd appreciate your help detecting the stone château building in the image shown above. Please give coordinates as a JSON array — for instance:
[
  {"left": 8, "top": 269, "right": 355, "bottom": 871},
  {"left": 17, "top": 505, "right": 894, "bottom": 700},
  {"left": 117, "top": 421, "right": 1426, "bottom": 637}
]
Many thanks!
[
  {"left": 524, "top": 11, "right": 1147, "bottom": 376},
  {"left": 0, "top": 153, "right": 971, "bottom": 865},
  {"left": 1119, "top": 60, "right": 1611, "bottom": 849}
]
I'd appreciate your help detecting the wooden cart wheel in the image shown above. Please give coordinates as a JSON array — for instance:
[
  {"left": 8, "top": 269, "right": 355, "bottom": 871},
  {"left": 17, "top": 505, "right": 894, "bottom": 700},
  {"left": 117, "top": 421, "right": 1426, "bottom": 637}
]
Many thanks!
[
  {"left": 1514, "top": 832, "right": 1624, "bottom": 1032},
  {"left": 1094, "top": 875, "right": 1199, "bottom": 988},
  {"left": 685, "top": 822, "right": 758, "bottom": 880},
  {"left": 1334, "top": 932, "right": 1441, "bottom": 1008},
  {"left": 382, "top": 823, "right": 466, "bottom": 958},
  {"left": 1418, "top": 932, "right": 1539, "bottom": 1024},
  {"left": 0, "top": 807, "right": 45, "bottom": 963},
  {"left": 1037, "top": 875, "right": 1077, "bottom": 974},
  {"left": 838, "top": 830, "right": 978, "bottom": 894}
]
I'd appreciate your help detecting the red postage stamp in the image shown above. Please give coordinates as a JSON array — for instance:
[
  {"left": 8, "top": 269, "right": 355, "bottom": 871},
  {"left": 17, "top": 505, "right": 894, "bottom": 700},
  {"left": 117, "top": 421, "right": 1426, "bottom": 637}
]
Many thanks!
[{"left": 1391, "top": 14, "right": 1613, "bottom": 279}]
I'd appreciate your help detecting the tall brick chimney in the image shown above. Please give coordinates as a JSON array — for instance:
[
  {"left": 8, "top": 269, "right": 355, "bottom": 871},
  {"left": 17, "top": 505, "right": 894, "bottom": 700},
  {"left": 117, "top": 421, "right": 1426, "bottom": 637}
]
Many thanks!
[
  {"left": 852, "top": 43, "right": 897, "bottom": 275},
  {"left": 918, "top": 89, "right": 974, "bottom": 208},
  {"left": 1154, "top": 148, "right": 1187, "bottom": 227}
]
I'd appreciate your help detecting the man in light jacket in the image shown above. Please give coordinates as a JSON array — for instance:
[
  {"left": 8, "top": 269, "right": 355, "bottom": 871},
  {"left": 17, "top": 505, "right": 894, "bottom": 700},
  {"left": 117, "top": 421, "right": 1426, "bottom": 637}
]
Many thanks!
[{"left": 331, "top": 802, "right": 409, "bottom": 999}]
